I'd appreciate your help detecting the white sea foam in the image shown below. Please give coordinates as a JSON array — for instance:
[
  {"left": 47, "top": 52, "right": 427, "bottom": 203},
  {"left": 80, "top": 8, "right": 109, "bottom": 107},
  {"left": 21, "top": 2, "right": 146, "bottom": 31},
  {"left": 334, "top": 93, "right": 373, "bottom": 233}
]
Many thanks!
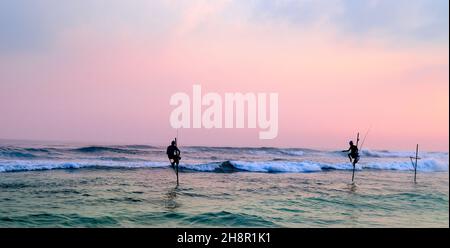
[
  {"left": 364, "top": 158, "right": 448, "bottom": 172},
  {"left": 361, "top": 149, "right": 448, "bottom": 159},
  {"left": 0, "top": 160, "right": 168, "bottom": 172},
  {"left": 1, "top": 158, "right": 447, "bottom": 173},
  {"left": 180, "top": 159, "right": 448, "bottom": 173},
  {"left": 230, "top": 161, "right": 323, "bottom": 172}
]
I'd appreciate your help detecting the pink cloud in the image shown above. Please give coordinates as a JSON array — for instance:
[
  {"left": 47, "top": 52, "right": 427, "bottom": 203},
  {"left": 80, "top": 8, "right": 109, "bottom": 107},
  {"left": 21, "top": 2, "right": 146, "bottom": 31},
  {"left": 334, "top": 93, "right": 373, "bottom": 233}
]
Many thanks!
[{"left": 0, "top": 13, "right": 447, "bottom": 151}]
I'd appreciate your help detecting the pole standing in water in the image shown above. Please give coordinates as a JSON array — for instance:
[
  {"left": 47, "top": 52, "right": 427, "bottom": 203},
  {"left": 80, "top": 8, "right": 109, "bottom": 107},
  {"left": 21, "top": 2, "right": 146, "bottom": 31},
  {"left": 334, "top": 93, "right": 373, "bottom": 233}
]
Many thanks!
[
  {"left": 166, "top": 138, "right": 181, "bottom": 185},
  {"left": 410, "top": 144, "right": 420, "bottom": 183},
  {"left": 342, "top": 133, "right": 360, "bottom": 182}
]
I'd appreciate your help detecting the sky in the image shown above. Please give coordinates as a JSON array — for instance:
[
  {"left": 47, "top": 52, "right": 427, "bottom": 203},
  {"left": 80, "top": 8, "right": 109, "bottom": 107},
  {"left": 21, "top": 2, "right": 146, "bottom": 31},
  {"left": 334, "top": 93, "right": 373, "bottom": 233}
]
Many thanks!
[{"left": 0, "top": 0, "right": 448, "bottom": 151}]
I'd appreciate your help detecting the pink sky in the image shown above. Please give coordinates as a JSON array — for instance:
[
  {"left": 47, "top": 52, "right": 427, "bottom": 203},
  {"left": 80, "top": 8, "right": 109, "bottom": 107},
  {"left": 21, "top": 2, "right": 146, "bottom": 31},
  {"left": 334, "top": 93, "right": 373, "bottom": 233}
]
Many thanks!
[{"left": 0, "top": 1, "right": 448, "bottom": 151}]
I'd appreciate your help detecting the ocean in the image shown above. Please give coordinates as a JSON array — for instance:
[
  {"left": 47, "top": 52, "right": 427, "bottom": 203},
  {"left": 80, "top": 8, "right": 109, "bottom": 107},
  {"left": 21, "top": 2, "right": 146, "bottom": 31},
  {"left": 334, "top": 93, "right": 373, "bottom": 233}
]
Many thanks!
[{"left": 0, "top": 141, "right": 448, "bottom": 227}]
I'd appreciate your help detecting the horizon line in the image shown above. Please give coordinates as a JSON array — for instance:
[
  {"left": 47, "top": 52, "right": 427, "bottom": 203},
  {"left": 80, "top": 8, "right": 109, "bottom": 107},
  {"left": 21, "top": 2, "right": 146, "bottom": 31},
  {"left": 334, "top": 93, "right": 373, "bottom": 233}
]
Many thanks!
[{"left": 0, "top": 137, "right": 448, "bottom": 153}]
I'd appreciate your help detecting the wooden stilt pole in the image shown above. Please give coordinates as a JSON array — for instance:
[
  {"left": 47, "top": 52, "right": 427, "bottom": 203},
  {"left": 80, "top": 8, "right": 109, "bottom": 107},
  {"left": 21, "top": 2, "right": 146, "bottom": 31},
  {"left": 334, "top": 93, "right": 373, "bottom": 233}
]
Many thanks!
[
  {"left": 410, "top": 144, "right": 420, "bottom": 183},
  {"left": 352, "top": 133, "right": 360, "bottom": 182},
  {"left": 352, "top": 164, "right": 355, "bottom": 182},
  {"left": 414, "top": 144, "right": 418, "bottom": 183}
]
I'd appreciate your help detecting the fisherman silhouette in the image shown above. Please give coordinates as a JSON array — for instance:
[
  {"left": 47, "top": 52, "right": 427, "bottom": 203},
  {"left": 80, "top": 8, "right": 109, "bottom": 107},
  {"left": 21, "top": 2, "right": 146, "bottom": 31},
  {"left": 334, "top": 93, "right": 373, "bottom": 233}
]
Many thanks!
[
  {"left": 166, "top": 140, "right": 181, "bottom": 169},
  {"left": 342, "top": 140, "right": 359, "bottom": 166}
]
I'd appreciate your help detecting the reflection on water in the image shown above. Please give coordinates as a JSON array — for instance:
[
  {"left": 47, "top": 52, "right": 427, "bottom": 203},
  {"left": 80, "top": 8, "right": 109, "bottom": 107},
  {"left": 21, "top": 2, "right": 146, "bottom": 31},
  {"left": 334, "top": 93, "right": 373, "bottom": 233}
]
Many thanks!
[
  {"left": 348, "top": 182, "right": 358, "bottom": 193},
  {"left": 0, "top": 168, "right": 447, "bottom": 227},
  {"left": 164, "top": 186, "right": 179, "bottom": 210}
]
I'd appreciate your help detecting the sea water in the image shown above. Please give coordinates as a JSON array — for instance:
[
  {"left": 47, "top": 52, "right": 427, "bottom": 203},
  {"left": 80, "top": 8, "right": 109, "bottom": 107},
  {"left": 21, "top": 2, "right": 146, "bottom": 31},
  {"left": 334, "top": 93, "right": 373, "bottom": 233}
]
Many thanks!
[{"left": 0, "top": 141, "right": 448, "bottom": 227}]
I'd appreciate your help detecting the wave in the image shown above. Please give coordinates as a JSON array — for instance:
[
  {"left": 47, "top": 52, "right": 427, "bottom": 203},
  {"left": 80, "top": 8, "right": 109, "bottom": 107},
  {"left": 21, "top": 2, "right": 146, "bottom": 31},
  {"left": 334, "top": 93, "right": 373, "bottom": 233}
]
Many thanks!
[
  {"left": 360, "top": 149, "right": 448, "bottom": 159},
  {"left": 361, "top": 150, "right": 417, "bottom": 158},
  {"left": 98, "top": 156, "right": 144, "bottom": 162},
  {"left": 0, "top": 148, "right": 37, "bottom": 158},
  {"left": 0, "top": 160, "right": 168, "bottom": 173},
  {"left": 120, "top": 145, "right": 156, "bottom": 149},
  {"left": 364, "top": 159, "right": 448, "bottom": 172},
  {"left": 184, "top": 146, "right": 305, "bottom": 157},
  {"left": 71, "top": 146, "right": 142, "bottom": 154},
  {"left": 3, "top": 145, "right": 445, "bottom": 161},
  {"left": 181, "top": 159, "right": 448, "bottom": 173},
  {"left": 23, "top": 148, "right": 51, "bottom": 153},
  {"left": 0, "top": 158, "right": 447, "bottom": 173},
  {"left": 248, "top": 147, "right": 305, "bottom": 156},
  {"left": 0, "top": 160, "right": 331, "bottom": 173},
  {"left": 0, "top": 145, "right": 150, "bottom": 159},
  {"left": 181, "top": 161, "right": 352, "bottom": 173}
]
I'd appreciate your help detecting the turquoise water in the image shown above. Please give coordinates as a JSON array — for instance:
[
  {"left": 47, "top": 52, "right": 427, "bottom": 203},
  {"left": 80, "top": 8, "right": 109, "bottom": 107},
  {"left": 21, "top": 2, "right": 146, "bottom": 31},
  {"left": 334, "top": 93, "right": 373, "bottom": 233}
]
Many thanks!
[
  {"left": 0, "top": 144, "right": 448, "bottom": 227},
  {"left": 0, "top": 168, "right": 448, "bottom": 227}
]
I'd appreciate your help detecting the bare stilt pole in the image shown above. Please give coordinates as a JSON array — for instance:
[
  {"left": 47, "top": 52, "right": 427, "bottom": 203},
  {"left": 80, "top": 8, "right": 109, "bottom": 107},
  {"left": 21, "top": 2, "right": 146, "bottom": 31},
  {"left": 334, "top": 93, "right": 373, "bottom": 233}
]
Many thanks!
[
  {"left": 410, "top": 144, "right": 420, "bottom": 183},
  {"left": 414, "top": 144, "right": 418, "bottom": 183}
]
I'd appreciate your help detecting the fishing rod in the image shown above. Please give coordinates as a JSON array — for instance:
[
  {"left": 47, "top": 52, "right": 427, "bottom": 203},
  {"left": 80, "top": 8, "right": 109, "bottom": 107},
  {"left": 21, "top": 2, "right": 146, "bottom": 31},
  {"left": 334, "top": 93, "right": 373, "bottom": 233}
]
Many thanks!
[
  {"left": 352, "top": 126, "right": 371, "bottom": 182},
  {"left": 352, "top": 132, "right": 359, "bottom": 182},
  {"left": 358, "top": 126, "right": 371, "bottom": 152}
]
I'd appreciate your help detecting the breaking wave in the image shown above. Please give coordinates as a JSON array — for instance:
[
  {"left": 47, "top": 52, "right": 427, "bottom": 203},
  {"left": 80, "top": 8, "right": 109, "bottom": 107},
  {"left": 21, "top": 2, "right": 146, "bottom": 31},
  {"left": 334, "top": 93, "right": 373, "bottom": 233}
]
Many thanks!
[
  {"left": 181, "top": 159, "right": 448, "bottom": 173},
  {"left": 0, "top": 160, "right": 168, "bottom": 173},
  {"left": 0, "top": 144, "right": 447, "bottom": 173},
  {"left": 1, "top": 159, "right": 447, "bottom": 173},
  {"left": 360, "top": 149, "right": 448, "bottom": 159}
]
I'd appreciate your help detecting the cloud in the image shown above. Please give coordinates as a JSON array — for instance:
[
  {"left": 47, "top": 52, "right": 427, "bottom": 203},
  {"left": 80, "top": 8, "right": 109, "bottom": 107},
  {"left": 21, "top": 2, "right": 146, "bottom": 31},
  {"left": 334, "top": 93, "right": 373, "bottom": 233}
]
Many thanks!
[
  {"left": 0, "top": 0, "right": 178, "bottom": 53},
  {"left": 0, "top": 0, "right": 448, "bottom": 54},
  {"left": 0, "top": 1, "right": 51, "bottom": 52},
  {"left": 335, "top": 0, "right": 449, "bottom": 44},
  {"left": 221, "top": 0, "right": 449, "bottom": 46}
]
